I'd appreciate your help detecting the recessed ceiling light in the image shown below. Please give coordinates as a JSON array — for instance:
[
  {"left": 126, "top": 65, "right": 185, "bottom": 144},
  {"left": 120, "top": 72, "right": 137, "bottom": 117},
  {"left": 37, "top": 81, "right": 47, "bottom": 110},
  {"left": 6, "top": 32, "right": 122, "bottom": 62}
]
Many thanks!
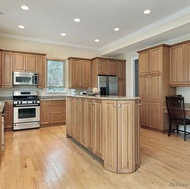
[
  {"left": 144, "top": 9, "right": 151, "bottom": 14},
  {"left": 0, "top": 11, "right": 4, "bottom": 15},
  {"left": 95, "top": 39, "right": 99, "bottom": 42},
  {"left": 61, "top": 33, "right": 66, "bottom": 36},
  {"left": 74, "top": 18, "right": 80, "bottom": 22},
  {"left": 18, "top": 25, "right": 25, "bottom": 29},
  {"left": 114, "top": 28, "right": 119, "bottom": 31},
  {"left": 21, "top": 5, "right": 29, "bottom": 10}
]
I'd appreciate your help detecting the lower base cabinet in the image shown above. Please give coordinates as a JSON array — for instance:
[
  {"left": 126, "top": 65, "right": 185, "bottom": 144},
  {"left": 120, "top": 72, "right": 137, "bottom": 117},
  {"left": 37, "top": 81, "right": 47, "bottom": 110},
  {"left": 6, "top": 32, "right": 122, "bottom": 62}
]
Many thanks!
[
  {"left": 66, "top": 97, "right": 140, "bottom": 173},
  {"left": 40, "top": 100, "right": 66, "bottom": 127},
  {"left": 4, "top": 101, "right": 13, "bottom": 131}
]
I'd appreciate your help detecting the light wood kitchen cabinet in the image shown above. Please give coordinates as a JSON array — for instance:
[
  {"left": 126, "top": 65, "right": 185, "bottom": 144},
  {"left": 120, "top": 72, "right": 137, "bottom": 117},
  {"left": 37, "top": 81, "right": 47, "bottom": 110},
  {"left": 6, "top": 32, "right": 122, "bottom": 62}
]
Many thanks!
[
  {"left": 0, "top": 112, "right": 2, "bottom": 162},
  {"left": 13, "top": 53, "right": 37, "bottom": 72},
  {"left": 40, "top": 100, "right": 50, "bottom": 125},
  {"left": 68, "top": 57, "right": 91, "bottom": 88},
  {"left": 37, "top": 55, "right": 46, "bottom": 88},
  {"left": 1, "top": 51, "right": 13, "bottom": 88},
  {"left": 91, "top": 57, "right": 126, "bottom": 96},
  {"left": 40, "top": 100, "right": 66, "bottom": 127},
  {"left": 4, "top": 101, "right": 13, "bottom": 131},
  {"left": 138, "top": 44, "right": 176, "bottom": 131},
  {"left": 170, "top": 41, "right": 190, "bottom": 86},
  {"left": 0, "top": 50, "right": 2, "bottom": 85},
  {"left": 103, "top": 99, "right": 140, "bottom": 173}
]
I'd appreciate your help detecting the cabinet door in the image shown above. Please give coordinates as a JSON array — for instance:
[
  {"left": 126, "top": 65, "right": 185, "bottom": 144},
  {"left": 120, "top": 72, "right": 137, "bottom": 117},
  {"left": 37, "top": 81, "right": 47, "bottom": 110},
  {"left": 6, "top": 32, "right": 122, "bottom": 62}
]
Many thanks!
[
  {"left": 139, "top": 51, "right": 149, "bottom": 75},
  {"left": 170, "top": 45, "right": 186, "bottom": 85},
  {"left": 109, "top": 60, "right": 116, "bottom": 75},
  {"left": 103, "top": 100, "right": 117, "bottom": 172},
  {"left": 81, "top": 59, "right": 91, "bottom": 87},
  {"left": 75, "top": 98, "right": 81, "bottom": 141},
  {"left": 37, "top": 55, "right": 46, "bottom": 88},
  {"left": 40, "top": 100, "right": 49, "bottom": 125},
  {"left": 86, "top": 99, "right": 94, "bottom": 151},
  {"left": 149, "top": 47, "right": 162, "bottom": 74},
  {"left": 2, "top": 51, "right": 13, "bottom": 87},
  {"left": 70, "top": 98, "right": 76, "bottom": 138},
  {"left": 139, "top": 76, "right": 150, "bottom": 127},
  {"left": 98, "top": 59, "right": 109, "bottom": 75},
  {"left": 4, "top": 101, "right": 13, "bottom": 131},
  {"left": 93, "top": 100, "right": 103, "bottom": 158},
  {"left": 0, "top": 51, "right": 2, "bottom": 85},
  {"left": 66, "top": 98, "right": 72, "bottom": 136},
  {"left": 116, "top": 60, "right": 126, "bottom": 79},
  {"left": 13, "top": 53, "right": 26, "bottom": 71},
  {"left": 80, "top": 99, "right": 87, "bottom": 146},
  {"left": 118, "top": 79, "right": 126, "bottom": 96},
  {"left": 26, "top": 54, "right": 37, "bottom": 72},
  {"left": 185, "top": 43, "right": 190, "bottom": 84},
  {"left": 150, "top": 74, "right": 162, "bottom": 101},
  {"left": 69, "top": 59, "right": 81, "bottom": 87}
]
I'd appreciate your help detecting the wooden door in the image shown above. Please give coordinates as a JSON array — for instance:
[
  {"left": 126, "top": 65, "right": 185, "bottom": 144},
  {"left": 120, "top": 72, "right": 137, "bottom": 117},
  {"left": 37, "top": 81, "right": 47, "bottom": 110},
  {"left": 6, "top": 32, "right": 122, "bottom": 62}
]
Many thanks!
[
  {"left": 93, "top": 100, "right": 103, "bottom": 158},
  {"left": 139, "top": 75, "right": 150, "bottom": 127},
  {"left": 109, "top": 60, "right": 116, "bottom": 75},
  {"left": 170, "top": 44, "right": 185, "bottom": 85},
  {"left": 117, "top": 101, "right": 134, "bottom": 173},
  {"left": 86, "top": 99, "right": 94, "bottom": 151},
  {"left": 98, "top": 59, "right": 108, "bottom": 75},
  {"left": 185, "top": 43, "right": 190, "bottom": 84},
  {"left": 66, "top": 97, "right": 72, "bottom": 136},
  {"left": 4, "top": 101, "right": 13, "bottom": 131},
  {"left": 13, "top": 53, "right": 25, "bottom": 71},
  {"left": 149, "top": 47, "right": 162, "bottom": 74},
  {"left": 139, "top": 50, "right": 149, "bottom": 75},
  {"left": 80, "top": 98, "right": 87, "bottom": 146},
  {"left": 40, "top": 100, "right": 49, "bottom": 125},
  {"left": 37, "top": 55, "right": 46, "bottom": 88},
  {"left": 81, "top": 59, "right": 91, "bottom": 87},
  {"left": 116, "top": 60, "right": 126, "bottom": 79},
  {"left": 69, "top": 59, "right": 81, "bottom": 87},
  {"left": 26, "top": 54, "right": 37, "bottom": 72},
  {"left": 103, "top": 100, "right": 117, "bottom": 172},
  {"left": 2, "top": 51, "right": 13, "bottom": 87}
]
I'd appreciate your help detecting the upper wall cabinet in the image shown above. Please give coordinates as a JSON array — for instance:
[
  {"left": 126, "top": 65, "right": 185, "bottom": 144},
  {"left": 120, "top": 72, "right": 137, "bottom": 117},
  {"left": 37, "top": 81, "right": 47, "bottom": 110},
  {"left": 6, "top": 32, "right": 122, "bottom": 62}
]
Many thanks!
[
  {"left": 68, "top": 57, "right": 92, "bottom": 88},
  {"left": 13, "top": 53, "right": 37, "bottom": 72},
  {"left": 170, "top": 41, "right": 190, "bottom": 86},
  {"left": 1, "top": 50, "right": 46, "bottom": 88}
]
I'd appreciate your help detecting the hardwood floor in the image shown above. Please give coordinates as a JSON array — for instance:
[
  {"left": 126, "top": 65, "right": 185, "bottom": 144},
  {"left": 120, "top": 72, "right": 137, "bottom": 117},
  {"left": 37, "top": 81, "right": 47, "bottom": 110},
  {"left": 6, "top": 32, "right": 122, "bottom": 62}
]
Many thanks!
[{"left": 0, "top": 126, "right": 190, "bottom": 189}]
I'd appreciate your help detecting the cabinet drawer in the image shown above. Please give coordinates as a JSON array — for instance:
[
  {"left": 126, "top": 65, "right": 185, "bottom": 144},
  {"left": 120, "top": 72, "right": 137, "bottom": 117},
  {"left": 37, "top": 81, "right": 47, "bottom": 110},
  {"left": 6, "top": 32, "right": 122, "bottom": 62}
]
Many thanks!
[
  {"left": 51, "top": 107, "right": 65, "bottom": 113},
  {"left": 50, "top": 114, "right": 66, "bottom": 123},
  {"left": 50, "top": 100, "right": 66, "bottom": 106}
]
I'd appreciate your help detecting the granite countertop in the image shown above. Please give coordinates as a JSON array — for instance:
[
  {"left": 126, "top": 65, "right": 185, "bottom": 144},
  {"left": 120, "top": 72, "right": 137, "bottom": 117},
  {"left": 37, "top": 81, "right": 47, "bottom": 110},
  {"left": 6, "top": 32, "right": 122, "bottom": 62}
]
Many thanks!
[
  {"left": 67, "top": 95, "right": 141, "bottom": 100},
  {"left": 39, "top": 96, "right": 66, "bottom": 100}
]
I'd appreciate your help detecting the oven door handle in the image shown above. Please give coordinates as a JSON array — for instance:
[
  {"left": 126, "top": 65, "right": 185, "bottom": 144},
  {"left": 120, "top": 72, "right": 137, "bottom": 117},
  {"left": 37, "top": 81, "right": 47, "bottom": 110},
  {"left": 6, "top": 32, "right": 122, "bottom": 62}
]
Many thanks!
[{"left": 14, "top": 104, "right": 40, "bottom": 107}]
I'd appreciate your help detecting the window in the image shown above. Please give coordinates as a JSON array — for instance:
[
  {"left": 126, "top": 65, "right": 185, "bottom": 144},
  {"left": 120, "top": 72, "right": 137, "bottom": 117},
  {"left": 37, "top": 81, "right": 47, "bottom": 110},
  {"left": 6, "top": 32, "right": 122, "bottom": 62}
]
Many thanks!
[{"left": 47, "top": 59, "right": 66, "bottom": 93}]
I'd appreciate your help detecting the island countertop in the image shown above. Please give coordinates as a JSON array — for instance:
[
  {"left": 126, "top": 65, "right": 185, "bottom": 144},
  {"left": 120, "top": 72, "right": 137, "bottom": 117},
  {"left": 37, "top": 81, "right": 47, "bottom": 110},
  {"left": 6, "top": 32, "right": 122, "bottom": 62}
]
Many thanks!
[{"left": 67, "top": 95, "right": 141, "bottom": 100}]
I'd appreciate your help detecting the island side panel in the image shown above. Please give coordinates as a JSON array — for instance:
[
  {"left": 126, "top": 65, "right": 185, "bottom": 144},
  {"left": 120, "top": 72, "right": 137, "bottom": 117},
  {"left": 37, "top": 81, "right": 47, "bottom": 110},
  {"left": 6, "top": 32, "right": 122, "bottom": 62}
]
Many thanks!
[{"left": 103, "top": 100, "right": 118, "bottom": 173}]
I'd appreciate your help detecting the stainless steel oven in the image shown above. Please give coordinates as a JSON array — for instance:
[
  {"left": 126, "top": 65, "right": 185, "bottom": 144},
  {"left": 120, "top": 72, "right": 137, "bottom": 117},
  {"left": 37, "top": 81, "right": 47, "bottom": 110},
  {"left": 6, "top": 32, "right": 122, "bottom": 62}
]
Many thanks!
[{"left": 13, "top": 90, "right": 40, "bottom": 130}]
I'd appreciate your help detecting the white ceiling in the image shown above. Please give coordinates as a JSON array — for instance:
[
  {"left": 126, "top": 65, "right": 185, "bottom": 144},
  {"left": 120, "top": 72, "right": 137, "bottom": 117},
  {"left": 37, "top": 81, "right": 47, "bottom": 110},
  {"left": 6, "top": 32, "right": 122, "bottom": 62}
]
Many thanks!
[{"left": 0, "top": 0, "right": 190, "bottom": 56}]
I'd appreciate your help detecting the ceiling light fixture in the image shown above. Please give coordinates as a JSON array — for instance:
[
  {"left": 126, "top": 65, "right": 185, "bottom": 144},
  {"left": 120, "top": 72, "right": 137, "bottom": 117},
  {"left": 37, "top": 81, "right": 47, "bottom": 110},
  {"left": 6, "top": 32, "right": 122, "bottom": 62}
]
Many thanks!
[
  {"left": 95, "top": 39, "right": 99, "bottom": 42},
  {"left": 61, "top": 33, "right": 66, "bottom": 36},
  {"left": 74, "top": 18, "right": 80, "bottom": 22},
  {"left": 114, "top": 28, "right": 119, "bottom": 31},
  {"left": 18, "top": 25, "right": 25, "bottom": 29},
  {"left": 144, "top": 9, "right": 151, "bottom": 14},
  {"left": 21, "top": 5, "right": 29, "bottom": 10}
]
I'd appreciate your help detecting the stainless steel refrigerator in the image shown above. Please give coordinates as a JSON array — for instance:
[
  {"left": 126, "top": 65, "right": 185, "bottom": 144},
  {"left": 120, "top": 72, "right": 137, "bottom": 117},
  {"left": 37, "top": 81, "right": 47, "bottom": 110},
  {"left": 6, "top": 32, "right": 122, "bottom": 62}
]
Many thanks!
[{"left": 98, "top": 75, "right": 118, "bottom": 95}]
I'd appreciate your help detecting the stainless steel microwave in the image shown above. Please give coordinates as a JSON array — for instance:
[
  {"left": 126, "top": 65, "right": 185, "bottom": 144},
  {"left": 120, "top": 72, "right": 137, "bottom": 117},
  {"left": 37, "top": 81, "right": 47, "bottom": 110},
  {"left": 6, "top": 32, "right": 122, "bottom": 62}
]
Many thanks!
[{"left": 13, "top": 72, "right": 38, "bottom": 86}]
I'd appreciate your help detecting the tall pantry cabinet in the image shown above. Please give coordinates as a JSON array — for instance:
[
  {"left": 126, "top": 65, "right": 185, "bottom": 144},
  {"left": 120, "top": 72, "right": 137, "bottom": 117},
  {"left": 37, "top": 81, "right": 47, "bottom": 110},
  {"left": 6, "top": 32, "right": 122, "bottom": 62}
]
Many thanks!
[{"left": 138, "top": 44, "right": 176, "bottom": 131}]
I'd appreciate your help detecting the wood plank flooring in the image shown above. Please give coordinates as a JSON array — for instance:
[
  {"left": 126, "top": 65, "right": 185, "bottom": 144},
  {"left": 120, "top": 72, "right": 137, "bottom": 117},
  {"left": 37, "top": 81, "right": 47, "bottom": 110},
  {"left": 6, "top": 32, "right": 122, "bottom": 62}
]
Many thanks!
[{"left": 0, "top": 126, "right": 190, "bottom": 189}]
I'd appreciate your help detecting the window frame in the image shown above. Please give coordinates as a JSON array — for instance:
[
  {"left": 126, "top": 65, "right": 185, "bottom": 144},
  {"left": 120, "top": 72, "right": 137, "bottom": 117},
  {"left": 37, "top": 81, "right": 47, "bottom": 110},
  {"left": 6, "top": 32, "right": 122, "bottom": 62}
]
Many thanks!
[{"left": 46, "top": 58, "right": 66, "bottom": 94}]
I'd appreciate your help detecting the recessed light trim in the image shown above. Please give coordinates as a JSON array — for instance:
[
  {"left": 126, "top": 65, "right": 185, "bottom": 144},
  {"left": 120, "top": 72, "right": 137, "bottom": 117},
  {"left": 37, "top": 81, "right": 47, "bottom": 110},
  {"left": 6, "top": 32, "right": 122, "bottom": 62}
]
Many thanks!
[
  {"left": 74, "top": 18, "right": 80, "bottom": 22},
  {"left": 18, "top": 25, "right": 25, "bottom": 29},
  {"left": 95, "top": 39, "right": 99, "bottom": 42},
  {"left": 144, "top": 9, "right": 151, "bottom": 14},
  {"left": 21, "top": 5, "right": 29, "bottom": 10},
  {"left": 61, "top": 33, "right": 66, "bottom": 36},
  {"left": 114, "top": 28, "right": 119, "bottom": 31}
]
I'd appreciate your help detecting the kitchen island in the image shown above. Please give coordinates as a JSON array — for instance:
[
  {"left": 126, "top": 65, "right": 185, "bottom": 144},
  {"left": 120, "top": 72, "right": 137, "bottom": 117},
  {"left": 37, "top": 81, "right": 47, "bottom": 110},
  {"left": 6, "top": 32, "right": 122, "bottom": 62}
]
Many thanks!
[{"left": 66, "top": 95, "right": 140, "bottom": 174}]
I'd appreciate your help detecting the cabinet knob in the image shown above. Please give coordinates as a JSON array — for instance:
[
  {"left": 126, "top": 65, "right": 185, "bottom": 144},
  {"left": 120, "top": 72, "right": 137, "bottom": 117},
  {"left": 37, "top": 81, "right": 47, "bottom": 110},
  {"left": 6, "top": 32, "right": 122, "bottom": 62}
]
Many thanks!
[{"left": 113, "top": 104, "right": 116, "bottom": 107}]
